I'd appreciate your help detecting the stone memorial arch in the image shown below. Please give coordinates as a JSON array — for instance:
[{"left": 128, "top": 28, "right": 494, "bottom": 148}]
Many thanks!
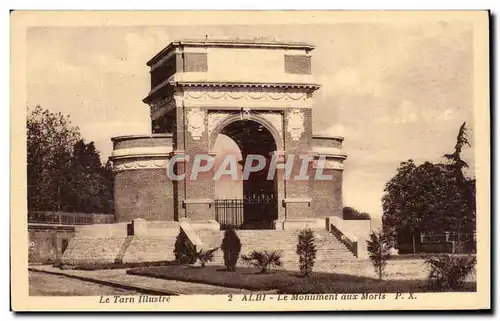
[
  {"left": 60, "top": 40, "right": 363, "bottom": 270},
  {"left": 110, "top": 39, "right": 347, "bottom": 230}
]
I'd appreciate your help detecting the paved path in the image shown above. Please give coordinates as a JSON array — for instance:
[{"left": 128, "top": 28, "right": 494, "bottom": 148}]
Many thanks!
[
  {"left": 29, "top": 271, "right": 139, "bottom": 296},
  {"left": 29, "top": 265, "right": 256, "bottom": 295}
]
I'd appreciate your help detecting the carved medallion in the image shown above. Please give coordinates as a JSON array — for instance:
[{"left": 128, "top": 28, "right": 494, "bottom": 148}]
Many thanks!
[
  {"left": 287, "top": 109, "right": 304, "bottom": 141},
  {"left": 240, "top": 108, "right": 251, "bottom": 120},
  {"left": 187, "top": 108, "right": 206, "bottom": 140}
]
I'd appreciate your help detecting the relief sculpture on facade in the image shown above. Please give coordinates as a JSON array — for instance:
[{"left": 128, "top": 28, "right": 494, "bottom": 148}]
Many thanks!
[
  {"left": 287, "top": 109, "right": 305, "bottom": 141},
  {"left": 186, "top": 108, "right": 206, "bottom": 140}
]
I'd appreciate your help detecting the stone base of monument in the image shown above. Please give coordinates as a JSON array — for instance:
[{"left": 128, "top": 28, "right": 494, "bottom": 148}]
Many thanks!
[
  {"left": 60, "top": 219, "right": 182, "bottom": 269},
  {"left": 273, "top": 218, "right": 326, "bottom": 231},
  {"left": 178, "top": 218, "right": 220, "bottom": 231},
  {"left": 59, "top": 216, "right": 369, "bottom": 269}
]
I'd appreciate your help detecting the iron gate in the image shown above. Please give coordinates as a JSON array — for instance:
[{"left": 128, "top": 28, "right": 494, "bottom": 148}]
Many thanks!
[{"left": 215, "top": 195, "right": 277, "bottom": 230}]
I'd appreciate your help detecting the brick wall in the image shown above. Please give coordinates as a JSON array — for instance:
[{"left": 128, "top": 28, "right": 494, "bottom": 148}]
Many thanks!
[
  {"left": 114, "top": 168, "right": 174, "bottom": 222},
  {"left": 112, "top": 134, "right": 173, "bottom": 149},
  {"left": 312, "top": 136, "right": 343, "bottom": 149},
  {"left": 310, "top": 169, "right": 343, "bottom": 218}
]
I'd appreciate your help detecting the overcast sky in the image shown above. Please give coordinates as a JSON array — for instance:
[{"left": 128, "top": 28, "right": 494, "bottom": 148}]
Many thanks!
[{"left": 26, "top": 21, "right": 475, "bottom": 216}]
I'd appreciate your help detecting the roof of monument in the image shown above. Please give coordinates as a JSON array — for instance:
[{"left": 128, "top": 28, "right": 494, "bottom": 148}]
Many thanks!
[{"left": 147, "top": 38, "right": 315, "bottom": 66}]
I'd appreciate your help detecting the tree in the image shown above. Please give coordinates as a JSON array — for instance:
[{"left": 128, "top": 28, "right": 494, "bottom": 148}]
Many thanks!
[
  {"left": 27, "top": 105, "right": 114, "bottom": 213},
  {"left": 383, "top": 161, "right": 471, "bottom": 251},
  {"left": 27, "top": 105, "right": 80, "bottom": 211},
  {"left": 173, "top": 231, "right": 196, "bottom": 264},
  {"left": 366, "top": 231, "right": 392, "bottom": 280},
  {"left": 64, "top": 140, "right": 114, "bottom": 213},
  {"left": 382, "top": 123, "right": 476, "bottom": 253},
  {"left": 220, "top": 228, "right": 242, "bottom": 272},
  {"left": 443, "top": 122, "right": 476, "bottom": 236},
  {"left": 296, "top": 229, "right": 317, "bottom": 277},
  {"left": 444, "top": 122, "right": 471, "bottom": 182}
]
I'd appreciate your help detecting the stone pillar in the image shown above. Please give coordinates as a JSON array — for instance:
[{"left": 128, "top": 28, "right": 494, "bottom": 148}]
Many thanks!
[
  {"left": 131, "top": 218, "right": 148, "bottom": 236},
  {"left": 282, "top": 108, "right": 313, "bottom": 223},
  {"left": 181, "top": 106, "right": 215, "bottom": 221}
]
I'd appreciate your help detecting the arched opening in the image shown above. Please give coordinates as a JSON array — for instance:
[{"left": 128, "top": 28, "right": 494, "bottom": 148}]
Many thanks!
[{"left": 213, "top": 119, "right": 278, "bottom": 229}]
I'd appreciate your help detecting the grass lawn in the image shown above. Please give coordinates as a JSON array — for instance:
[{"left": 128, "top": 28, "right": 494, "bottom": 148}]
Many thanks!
[{"left": 128, "top": 261, "right": 476, "bottom": 294}]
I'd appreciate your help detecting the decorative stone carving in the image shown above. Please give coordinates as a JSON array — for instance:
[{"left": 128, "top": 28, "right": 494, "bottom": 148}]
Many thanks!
[
  {"left": 184, "top": 87, "right": 308, "bottom": 102},
  {"left": 113, "top": 158, "right": 168, "bottom": 172},
  {"left": 240, "top": 107, "right": 251, "bottom": 120},
  {"left": 260, "top": 112, "right": 283, "bottom": 139},
  {"left": 287, "top": 109, "right": 304, "bottom": 141},
  {"left": 208, "top": 112, "right": 231, "bottom": 136},
  {"left": 186, "top": 108, "right": 206, "bottom": 140}
]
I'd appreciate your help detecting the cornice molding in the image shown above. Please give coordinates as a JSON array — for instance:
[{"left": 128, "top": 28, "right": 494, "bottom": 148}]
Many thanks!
[
  {"left": 144, "top": 80, "right": 319, "bottom": 105},
  {"left": 176, "top": 81, "right": 320, "bottom": 90},
  {"left": 311, "top": 147, "right": 347, "bottom": 159},
  {"left": 111, "top": 147, "right": 173, "bottom": 160},
  {"left": 184, "top": 87, "right": 310, "bottom": 102},
  {"left": 312, "top": 158, "right": 344, "bottom": 171},
  {"left": 112, "top": 158, "right": 169, "bottom": 172}
]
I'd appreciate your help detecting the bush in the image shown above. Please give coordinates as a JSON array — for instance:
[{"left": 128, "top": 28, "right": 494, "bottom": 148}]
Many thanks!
[
  {"left": 366, "top": 230, "right": 392, "bottom": 280},
  {"left": 343, "top": 207, "right": 371, "bottom": 220},
  {"left": 196, "top": 248, "right": 218, "bottom": 268},
  {"left": 241, "top": 250, "right": 283, "bottom": 274},
  {"left": 220, "top": 228, "right": 241, "bottom": 272},
  {"left": 425, "top": 255, "right": 476, "bottom": 291},
  {"left": 296, "top": 229, "right": 317, "bottom": 277},
  {"left": 173, "top": 231, "right": 196, "bottom": 264}
]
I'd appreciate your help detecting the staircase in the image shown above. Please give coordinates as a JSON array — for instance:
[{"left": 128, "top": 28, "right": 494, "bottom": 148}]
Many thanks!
[{"left": 197, "top": 229, "right": 356, "bottom": 272}]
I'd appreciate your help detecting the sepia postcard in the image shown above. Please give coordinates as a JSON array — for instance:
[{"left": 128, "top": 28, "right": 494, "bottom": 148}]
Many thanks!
[{"left": 10, "top": 10, "right": 490, "bottom": 312}]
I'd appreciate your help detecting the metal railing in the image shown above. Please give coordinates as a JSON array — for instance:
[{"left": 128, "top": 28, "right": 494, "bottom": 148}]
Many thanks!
[{"left": 215, "top": 195, "right": 277, "bottom": 230}]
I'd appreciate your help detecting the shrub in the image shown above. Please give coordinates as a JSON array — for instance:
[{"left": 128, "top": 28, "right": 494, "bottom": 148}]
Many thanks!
[
  {"left": 425, "top": 255, "right": 476, "bottom": 291},
  {"left": 343, "top": 206, "right": 371, "bottom": 220},
  {"left": 173, "top": 231, "right": 196, "bottom": 264},
  {"left": 241, "top": 250, "right": 283, "bottom": 274},
  {"left": 220, "top": 228, "right": 241, "bottom": 272},
  {"left": 296, "top": 229, "right": 317, "bottom": 277},
  {"left": 196, "top": 248, "right": 219, "bottom": 268},
  {"left": 366, "top": 230, "right": 392, "bottom": 280}
]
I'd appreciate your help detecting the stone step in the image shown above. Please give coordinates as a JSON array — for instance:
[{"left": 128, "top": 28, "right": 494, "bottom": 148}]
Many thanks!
[{"left": 196, "top": 229, "right": 356, "bottom": 266}]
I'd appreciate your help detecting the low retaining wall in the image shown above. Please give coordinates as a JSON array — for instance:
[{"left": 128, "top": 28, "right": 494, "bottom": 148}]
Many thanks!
[
  {"left": 327, "top": 216, "right": 375, "bottom": 258},
  {"left": 28, "top": 212, "right": 115, "bottom": 264},
  {"left": 60, "top": 219, "right": 181, "bottom": 269},
  {"left": 29, "top": 226, "right": 75, "bottom": 264}
]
